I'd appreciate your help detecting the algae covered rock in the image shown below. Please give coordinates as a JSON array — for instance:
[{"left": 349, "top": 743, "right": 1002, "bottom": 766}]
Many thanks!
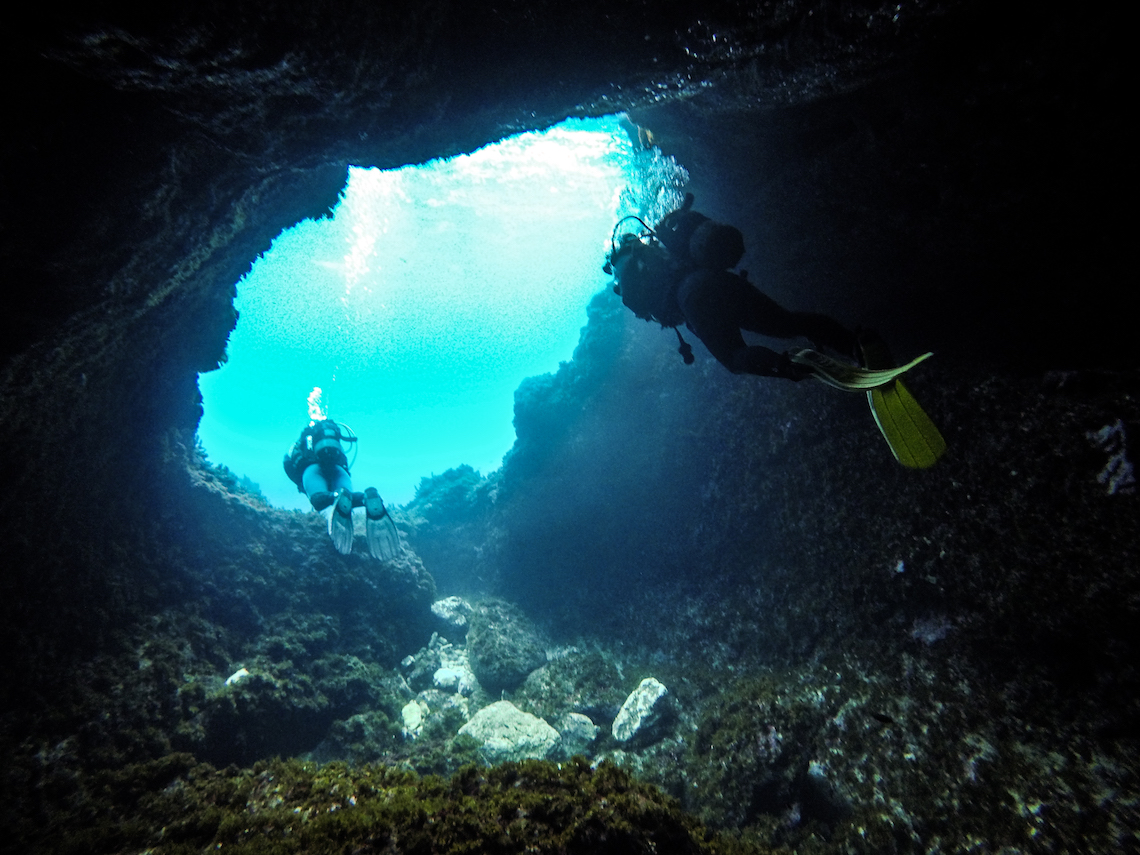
[
  {"left": 177, "top": 663, "right": 337, "bottom": 766},
  {"left": 431, "top": 595, "right": 474, "bottom": 635},
  {"left": 458, "top": 699, "right": 561, "bottom": 763},
  {"left": 612, "top": 677, "right": 675, "bottom": 746},
  {"left": 308, "top": 710, "right": 401, "bottom": 764},
  {"left": 22, "top": 754, "right": 749, "bottom": 854},
  {"left": 465, "top": 598, "right": 547, "bottom": 694},
  {"left": 516, "top": 648, "right": 627, "bottom": 724},
  {"left": 687, "top": 675, "right": 840, "bottom": 831},
  {"left": 554, "top": 711, "right": 601, "bottom": 758},
  {"left": 401, "top": 699, "right": 428, "bottom": 739}
]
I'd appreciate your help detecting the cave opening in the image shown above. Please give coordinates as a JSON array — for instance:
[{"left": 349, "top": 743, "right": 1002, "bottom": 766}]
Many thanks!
[{"left": 195, "top": 115, "right": 688, "bottom": 510}]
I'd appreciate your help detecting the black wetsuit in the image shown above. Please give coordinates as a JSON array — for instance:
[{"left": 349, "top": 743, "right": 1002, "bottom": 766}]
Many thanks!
[
  {"left": 675, "top": 269, "right": 856, "bottom": 376},
  {"left": 612, "top": 200, "right": 856, "bottom": 377}
]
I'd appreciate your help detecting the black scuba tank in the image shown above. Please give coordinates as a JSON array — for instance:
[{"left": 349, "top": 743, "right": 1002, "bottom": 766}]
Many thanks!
[
  {"left": 654, "top": 193, "right": 745, "bottom": 271},
  {"left": 688, "top": 219, "right": 744, "bottom": 270},
  {"left": 311, "top": 420, "right": 347, "bottom": 467}
]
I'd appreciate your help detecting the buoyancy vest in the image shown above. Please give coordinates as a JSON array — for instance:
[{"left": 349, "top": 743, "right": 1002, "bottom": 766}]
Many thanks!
[
  {"left": 611, "top": 240, "right": 687, "bottom": 328},
  {"left": 283, "top": 419, "right": 349, "bottom": 489}
]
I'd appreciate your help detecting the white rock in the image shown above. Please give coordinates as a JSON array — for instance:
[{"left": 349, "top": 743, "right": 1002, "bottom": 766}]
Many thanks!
[
  {"left": 612, "top": 677, "right": 671, "bottom": 744},
  {"left": 432, "top": 637, "right": 477, "bottom": 695},
  {"left": 401, "top": 699, "right": 427, "bottom": 739},
  {"left": 458, "top": 700, "right": 561, "bottom": 764},
  {"left": 224, "top": 667, "right": 250, "bottom": 686},
  {"left": 433, "top": 667, "right": 462, "bottom": 691}
]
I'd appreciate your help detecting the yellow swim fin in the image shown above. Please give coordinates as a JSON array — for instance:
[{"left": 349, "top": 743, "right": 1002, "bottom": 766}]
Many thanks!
[
  {"left": 857, "top": 331, "right": 946, "bottom": 469},
  {"left": 867, "top": 378, "right": 947, "bottom": 468},
  {"left": 789, "top": 335, "right": 947, "bottom": 468}
]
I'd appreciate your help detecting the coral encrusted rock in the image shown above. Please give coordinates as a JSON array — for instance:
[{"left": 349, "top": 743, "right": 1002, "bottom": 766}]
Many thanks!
[{"left": 458, "top": 700, "right": 561, "bottom": 764}]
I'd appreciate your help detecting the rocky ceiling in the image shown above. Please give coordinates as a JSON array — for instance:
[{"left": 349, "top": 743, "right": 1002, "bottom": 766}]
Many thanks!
[{"left": 5, "top": 3, "right": 964, "bottom": 561}]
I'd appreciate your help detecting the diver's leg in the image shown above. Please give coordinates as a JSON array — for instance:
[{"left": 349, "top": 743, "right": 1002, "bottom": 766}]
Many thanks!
[
  {"left": 678, "top": 271, "right": 802, "bottom": 378},
  {"left": 328, "top": 465, "right": 353, "bottom": 496},
  {"left": 736, "top": 282, "right": 857, "bottom": 356},
  {"left": 302, "top": 464, "right": 336, "bottom": 511}
]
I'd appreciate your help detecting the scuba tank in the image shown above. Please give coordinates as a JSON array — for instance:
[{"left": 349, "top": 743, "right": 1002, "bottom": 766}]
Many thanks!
[
  {"left": 653, "top": 193, "right": 744, "bottom": 271},
  {"left": 284, "top": 419, "right": 358, "bottom": 491},
  {"left": 688, "top": 219, "right": 745, "bottom": 270},
  {"left": 307, "top": 419, "right": 355, "bottom": 470},
  {"left": 312, "top": 420, "right": 344, "bottom": 464}
]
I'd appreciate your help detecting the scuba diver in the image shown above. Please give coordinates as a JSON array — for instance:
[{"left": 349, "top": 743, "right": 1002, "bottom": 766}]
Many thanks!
[
  {"left": 283, "top": 418, "right": 402, "bottom": 559},
  {"left": 603, "top": 193, "right": 947, "bottom": 468},
  {"left": 604, "top": 192, "right": 858, "bottom": 378}
]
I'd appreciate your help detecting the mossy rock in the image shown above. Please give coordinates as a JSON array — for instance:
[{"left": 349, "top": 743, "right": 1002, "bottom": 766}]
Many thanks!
[
  {"left": 466, "top": 598, "right": 547, "bottom": 695},
  {"left": 515, "top": 649, "right": 627, "bottom": 725},
  {"left": 21, "top": 754, "right": 774, "bottom": 854},
  {"left": 686, "top": 675, "right": 840, "bottom": 832}
]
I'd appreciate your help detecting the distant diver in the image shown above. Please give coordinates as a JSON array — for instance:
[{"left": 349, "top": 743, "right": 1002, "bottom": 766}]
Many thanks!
[
  {"left": 283, "top": 417, "right": 402, "bottom": 558},
  {"left": 603, "top": 193, "right": 946, "bottom": 468}
]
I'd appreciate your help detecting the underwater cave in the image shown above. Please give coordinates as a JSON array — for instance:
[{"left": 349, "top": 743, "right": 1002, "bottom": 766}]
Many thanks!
[{"left": 2, "top": 2, "right": 1136, "bottom": 852}]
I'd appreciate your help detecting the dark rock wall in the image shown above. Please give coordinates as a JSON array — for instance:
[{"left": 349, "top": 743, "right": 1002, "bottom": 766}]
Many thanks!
[{"left": 630, "top": 4, "right": 1130, "bottom": 371}]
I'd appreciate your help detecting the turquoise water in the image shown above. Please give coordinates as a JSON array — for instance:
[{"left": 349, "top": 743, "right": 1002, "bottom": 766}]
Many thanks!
[{"left": 196, "top": 115, "right": 686, "bottom": 509}]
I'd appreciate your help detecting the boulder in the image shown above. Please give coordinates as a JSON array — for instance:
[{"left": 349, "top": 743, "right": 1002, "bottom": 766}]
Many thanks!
[
  {"left": 555, "top": 712, "right": 600, "bottom": 758},
  {"left": 433, "top": 667, "right": 464, "bottom": 692},
  {"left": 612, "top": 677, "right": 674, "bottom": 746},
  {"left": 466, "top": 599, "right": 547, "bottom": 694},
  {"left": 458, "top": 700, "right": 560, "bottom": 764},
  {"left": 401, "top": 699, "right": 427, "bottom": 739},
  {"left": 431, "top": 596, "right": 474, "bottom": 635}
]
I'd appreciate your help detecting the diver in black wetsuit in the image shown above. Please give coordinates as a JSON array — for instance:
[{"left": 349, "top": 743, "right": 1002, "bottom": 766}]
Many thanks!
[
  {"left": 604, "top": 194, "right": 949, "bottom": 469},
  {"left": 283, "top": 419, "right": 401, "bottom": 559},
  {"left": 603, "top": 193, "right": 857, "bottom": 378}
]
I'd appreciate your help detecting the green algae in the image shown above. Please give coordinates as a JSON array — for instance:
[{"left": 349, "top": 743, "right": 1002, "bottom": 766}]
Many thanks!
[{"left": 29, "top": 754, "right": 774, "bottom": 855}]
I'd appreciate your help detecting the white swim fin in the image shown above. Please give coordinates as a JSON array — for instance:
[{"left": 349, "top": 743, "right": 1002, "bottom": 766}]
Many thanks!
[
  {"left": 328, "top": 489, "right": 355, "bottom": 555},
  {"left": 364, "top": 487, "right": 401, "bottom": 560}
]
